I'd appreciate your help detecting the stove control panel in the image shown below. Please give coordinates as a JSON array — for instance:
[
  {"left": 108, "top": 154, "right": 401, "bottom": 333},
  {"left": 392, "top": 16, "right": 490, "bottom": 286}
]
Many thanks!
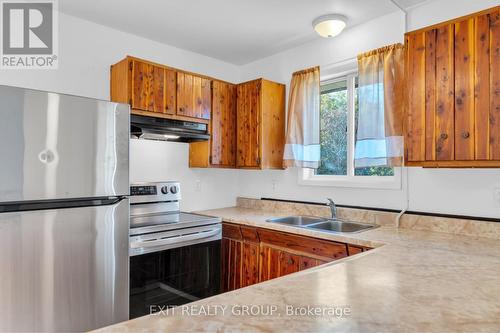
[
  {"left": 130, "top": 182, "right": 181, "bottom": 204},
  {"left": 130, "top": 185, "right": 157, "bottom": 196}
]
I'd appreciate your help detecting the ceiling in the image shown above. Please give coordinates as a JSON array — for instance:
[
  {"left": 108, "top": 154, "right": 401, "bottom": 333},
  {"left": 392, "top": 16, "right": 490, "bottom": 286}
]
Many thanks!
[{"left": 60, "top": 0, "right": 429, "bottom": 65}]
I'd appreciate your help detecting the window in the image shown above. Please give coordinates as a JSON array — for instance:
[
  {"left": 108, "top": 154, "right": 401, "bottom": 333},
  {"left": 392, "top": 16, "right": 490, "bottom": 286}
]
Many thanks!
[{"left": 300, "top": 73, "right": 401, "bottom": 189}]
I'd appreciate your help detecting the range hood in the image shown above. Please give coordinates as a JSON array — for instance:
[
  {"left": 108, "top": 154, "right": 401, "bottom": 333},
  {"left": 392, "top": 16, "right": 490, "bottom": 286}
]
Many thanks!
[{"left": 130, "top": 115, "right": 210, "bottom": 142}]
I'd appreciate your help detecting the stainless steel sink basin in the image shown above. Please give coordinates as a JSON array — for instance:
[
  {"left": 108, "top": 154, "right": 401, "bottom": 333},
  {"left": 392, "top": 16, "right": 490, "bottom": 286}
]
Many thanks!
[
  {"left": 266, "top": 216, "right": 326, "bottom": 226},
  {"left": 306, "top": 220, "right": 377, "bottom": 233}
]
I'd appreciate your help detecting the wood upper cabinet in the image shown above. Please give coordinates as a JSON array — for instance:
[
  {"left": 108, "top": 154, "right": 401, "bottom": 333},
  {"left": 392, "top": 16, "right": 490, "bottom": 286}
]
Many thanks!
[
  {"left": 111, "top": 57, "right": 176, "bottom": 116},
  {"left": 131, "top": 60, "right": 166, "bottom": 113},
  {"left": 110, "top": 56, "right": 210, "bottom": 122},
  {"left": 221, "top": 223, "right": 362, "bottom": 292},
  {"left": 177, "top": 72, "right": 211, "bottom": 120},
  {"left": 405, "top": 6, "right": 500, "bottom": 167},
  {"left": 236, "top": 79, "right": 286, "bottom": 169},
  {"left": 211, "top": 81, "right": 237, "bottom": 166},
  {"left": 189, "top": 80, "right": 237, "bottom": 168}
]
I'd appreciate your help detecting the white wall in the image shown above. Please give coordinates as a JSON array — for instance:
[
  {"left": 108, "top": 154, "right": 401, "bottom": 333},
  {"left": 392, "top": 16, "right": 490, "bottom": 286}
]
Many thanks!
[
  {"left": 0, "top": 12, "right": 241, "bottom": 211},
  {"left": 236, "top": 0, "right": 500, "bottom": 219},
  {"left": 129, "top": 139, "right": 239, "bottom": 212}
]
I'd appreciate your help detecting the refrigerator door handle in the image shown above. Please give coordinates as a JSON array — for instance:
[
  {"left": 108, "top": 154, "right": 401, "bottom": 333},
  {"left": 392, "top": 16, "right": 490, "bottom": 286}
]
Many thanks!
[{"left": 130, "top": 228, "right": 221, "bottom": 249}]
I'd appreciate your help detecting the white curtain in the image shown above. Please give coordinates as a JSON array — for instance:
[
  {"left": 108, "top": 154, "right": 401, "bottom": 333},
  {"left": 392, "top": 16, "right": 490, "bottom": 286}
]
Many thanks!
[
  {"left": 283, "top": 66, "right": 321, "bottom": 169},
  {"left": 355, "top": 44, "right": 405, "bottom": 168}
]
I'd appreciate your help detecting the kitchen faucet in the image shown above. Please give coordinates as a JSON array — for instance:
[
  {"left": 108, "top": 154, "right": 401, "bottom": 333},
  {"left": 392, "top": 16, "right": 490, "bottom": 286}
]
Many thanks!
[{"left": 327, "top": 198, "right": 337, "bottom": 219}]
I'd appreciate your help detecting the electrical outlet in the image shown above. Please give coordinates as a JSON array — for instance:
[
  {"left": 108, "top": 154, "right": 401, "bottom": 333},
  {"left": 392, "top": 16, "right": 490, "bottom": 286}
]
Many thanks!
[
  {"left": 494, "top": 188, "right": 500, "bottom": 206},
  {"left": 271, "top": 180, "right": 277, "bottom": 192},
  {"left": 195, "top": 180, "right": 202, "bottom": 192}
]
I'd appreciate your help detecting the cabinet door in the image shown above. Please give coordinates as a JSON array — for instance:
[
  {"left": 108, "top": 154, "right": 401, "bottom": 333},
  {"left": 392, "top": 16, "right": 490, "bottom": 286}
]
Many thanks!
[
  {"left": 236, "top": 80, "right": 261, "bottom": 168},
  {"left": 211, "top": 81, "right": 236, "bottom": 167},
  {"left": 259, "top": 245, "right": 281, "bottom": 282},
  {"left": 241, "top": 242, "right": 259, "bottom": 287},
  {"left": 177, "top": 72, "right": 211, "bottom": 120},
  {"left": 131, "top": 60, "right": 165, "bottom": 113},
  {"left": 221, "top": 237, "right": 242, "bottom": 292},
  {"left": 404, "top": 6, "right": 500, "bottom": 166}
]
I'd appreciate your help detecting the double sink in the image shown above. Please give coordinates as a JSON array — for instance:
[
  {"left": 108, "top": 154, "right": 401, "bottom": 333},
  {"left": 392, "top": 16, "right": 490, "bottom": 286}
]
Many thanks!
[{"left": 266, "top": 216, "right": 377, "bottom": 234}]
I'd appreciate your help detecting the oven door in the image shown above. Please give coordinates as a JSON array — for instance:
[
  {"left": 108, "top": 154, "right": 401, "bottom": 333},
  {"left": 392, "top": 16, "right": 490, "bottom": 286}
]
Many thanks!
[{"left": 129, "top": 224, "right": 221, "bottom": 319}]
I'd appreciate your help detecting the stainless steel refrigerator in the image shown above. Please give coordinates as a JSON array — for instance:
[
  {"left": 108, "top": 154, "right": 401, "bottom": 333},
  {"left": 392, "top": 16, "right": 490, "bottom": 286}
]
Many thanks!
[{"left": 0, "top": 85, "right": 130, "bottom": 332}]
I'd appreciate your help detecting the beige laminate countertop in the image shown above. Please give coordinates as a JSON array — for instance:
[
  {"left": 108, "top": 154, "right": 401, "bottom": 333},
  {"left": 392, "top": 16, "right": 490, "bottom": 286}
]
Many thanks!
[{"left": 97, "top": 207, "right": 500, "bottom": 333}]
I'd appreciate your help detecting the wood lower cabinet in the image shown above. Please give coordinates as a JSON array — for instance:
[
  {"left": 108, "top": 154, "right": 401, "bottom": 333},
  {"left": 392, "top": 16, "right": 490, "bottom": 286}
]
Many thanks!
[
  {"left": 236, "top": 79, "right": 286, "bottom": 169},
  {"left": 221, "top": 222, "right": 369, "bottom": 292},
  {"left": 405, "top": 6, "right": 500, "bottom": 167}
]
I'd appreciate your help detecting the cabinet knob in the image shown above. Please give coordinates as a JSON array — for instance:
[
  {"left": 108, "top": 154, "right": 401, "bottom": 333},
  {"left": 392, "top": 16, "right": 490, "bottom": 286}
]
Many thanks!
[
  {"left": 440, "top": 133, "right": 448, "bottom": 140},
  {"left": 462, "top": 131, "right": 470, "bottom": 139}
]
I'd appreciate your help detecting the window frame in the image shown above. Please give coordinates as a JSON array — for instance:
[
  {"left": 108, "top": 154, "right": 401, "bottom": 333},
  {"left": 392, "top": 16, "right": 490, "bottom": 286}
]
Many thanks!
[{"left": 299, "top": 72, "right": 402, "bottom": 190}]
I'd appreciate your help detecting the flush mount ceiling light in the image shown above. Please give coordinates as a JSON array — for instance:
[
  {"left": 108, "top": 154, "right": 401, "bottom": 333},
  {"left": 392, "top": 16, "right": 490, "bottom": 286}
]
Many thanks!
[{"left": 312, "top": 14, "right": 347, "bottom": 38}]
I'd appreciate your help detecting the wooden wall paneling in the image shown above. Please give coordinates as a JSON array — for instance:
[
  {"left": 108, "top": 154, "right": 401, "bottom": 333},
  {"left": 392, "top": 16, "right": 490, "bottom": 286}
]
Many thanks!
[
  {"left": 435, "top": 24, "right": 455, "bottom": 160},
  {"left": 406, "top": 32, "right": 426, "bottom": 161},
  {"left": 454, "top": 18, "right": 475, "bottom": 160},
  {"left": 475, "top": 13, "right": 492, "bottom": 160},
  {"left": 490, "top": 10, "right": 500, "bottom": 160},
  {"left": 425, "top": 29, "right": 437, "bottom": 161}
]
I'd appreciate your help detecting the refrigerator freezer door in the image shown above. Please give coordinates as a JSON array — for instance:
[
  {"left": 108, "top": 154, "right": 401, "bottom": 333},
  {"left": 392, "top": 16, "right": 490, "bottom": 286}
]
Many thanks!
[
  {"left": 0, "top": 198, "right": 130, "bottom": 332},
  {"left": 0, "top": 85, "right": 129, "bottom": 203}
]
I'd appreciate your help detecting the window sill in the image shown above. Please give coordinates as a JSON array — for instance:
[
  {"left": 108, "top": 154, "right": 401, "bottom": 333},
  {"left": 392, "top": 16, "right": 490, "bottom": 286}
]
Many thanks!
[{"left": 298, "top": 168, "right": 402, "bottom": 190}]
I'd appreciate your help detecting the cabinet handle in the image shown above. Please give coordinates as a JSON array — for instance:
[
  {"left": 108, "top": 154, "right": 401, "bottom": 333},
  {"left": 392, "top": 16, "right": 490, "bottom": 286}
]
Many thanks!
[
  {"left": 462, "top": 131, "right": 470, "bottom": 139},
  {"left": 440, "top": 133, "right": 448, "bottom": 140}
]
